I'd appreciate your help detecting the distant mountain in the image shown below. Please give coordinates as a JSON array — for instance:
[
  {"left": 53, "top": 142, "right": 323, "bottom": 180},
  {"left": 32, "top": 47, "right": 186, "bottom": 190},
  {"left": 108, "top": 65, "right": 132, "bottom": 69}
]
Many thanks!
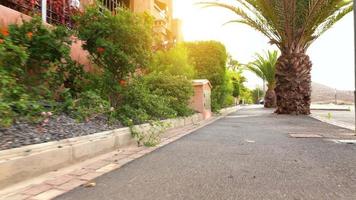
[{"left": 311, "top": 82, "right": 354, "bottom": 104}]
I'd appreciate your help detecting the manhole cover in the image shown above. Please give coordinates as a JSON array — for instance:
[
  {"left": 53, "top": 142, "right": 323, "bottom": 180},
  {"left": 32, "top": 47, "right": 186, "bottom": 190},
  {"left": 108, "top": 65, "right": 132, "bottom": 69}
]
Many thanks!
[{"left": 289, "top": 133, "right": 323, "bottom": 138}]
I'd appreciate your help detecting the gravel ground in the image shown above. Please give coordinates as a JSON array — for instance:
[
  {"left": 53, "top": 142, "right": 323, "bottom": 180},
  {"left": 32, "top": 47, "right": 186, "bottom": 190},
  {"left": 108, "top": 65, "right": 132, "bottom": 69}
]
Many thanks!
[{"left": 0, "top": 115, "right": 123, "bottom": 150}]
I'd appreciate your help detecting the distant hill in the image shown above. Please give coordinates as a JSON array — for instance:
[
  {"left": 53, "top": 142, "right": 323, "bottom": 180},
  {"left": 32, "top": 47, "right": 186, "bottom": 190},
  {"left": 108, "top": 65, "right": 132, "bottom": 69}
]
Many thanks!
[{"left": 312, "top": 82, "right": 354, "bottom": 104}]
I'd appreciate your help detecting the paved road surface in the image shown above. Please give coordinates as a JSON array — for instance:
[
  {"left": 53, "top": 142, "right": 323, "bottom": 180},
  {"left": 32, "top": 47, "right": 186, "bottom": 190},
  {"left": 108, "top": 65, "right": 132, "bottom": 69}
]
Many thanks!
[{"left": 57, "top": 107, "right": 356, "bottom": 200}]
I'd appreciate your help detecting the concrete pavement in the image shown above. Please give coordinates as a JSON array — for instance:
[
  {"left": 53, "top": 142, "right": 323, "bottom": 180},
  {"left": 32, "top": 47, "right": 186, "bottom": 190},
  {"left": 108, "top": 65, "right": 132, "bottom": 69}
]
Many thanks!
[
  {"left": 57, "top": 107, "right": 356, "bottom": 200},
  {"left": 311, "top": 109, "right": 355, "bottom": 131}
]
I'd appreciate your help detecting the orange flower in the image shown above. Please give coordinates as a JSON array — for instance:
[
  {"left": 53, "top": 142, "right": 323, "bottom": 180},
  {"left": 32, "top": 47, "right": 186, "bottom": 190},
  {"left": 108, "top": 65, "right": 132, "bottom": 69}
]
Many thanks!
[
  {"left": 0, "top": 27, "right": 9, "bottom": 37},
  {"left": 0, "top": 39, "right": 4, "bottom": 44},
  {"left": 119, "top": 79, "right": 126, "bottom": 87},
  {"left": 26, "top": 32, "right": 33, "bottom": 40},
  {"left": 96, "top": 47, "right": 105, "bottom": 54}
]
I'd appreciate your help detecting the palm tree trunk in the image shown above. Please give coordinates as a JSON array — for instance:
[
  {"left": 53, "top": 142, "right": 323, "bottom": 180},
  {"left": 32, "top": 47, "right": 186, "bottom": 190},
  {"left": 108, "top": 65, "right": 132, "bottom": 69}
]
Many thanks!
[
  {"left": 275, "top": 52, "right": 312, "bottom": 115},
  {"left": 264, "top": 87, "right": 276, "bottom": 108}
]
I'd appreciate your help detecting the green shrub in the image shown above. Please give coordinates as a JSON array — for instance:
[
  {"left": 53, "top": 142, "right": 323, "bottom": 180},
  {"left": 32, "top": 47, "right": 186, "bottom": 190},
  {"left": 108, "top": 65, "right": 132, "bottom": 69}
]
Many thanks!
[
  {"left": 150, "top": 45, "right": 195, "bottom": 79},
  {"left": 117, "top": 77, "right": 177, "bottom": 126},
  {"left": 115, "top": 71, "right": 194, "bottom": 126},
  {"left": 184, "top": 41, "right": 228, "bottom": 112},
  {"left": 223, "top": 95, "right": 235, "bottom": 107},
  {"left": 74, "top": 5, "right": 153, "bottom": 106},
  {"left": 63, "top": 90, "right": 110, "bottom": 122},
  {"left": 6, "top": 17, "right": 74, "bottom": 93},
  {"left": 240, "top": 88, "right": 253, "bottom": 104},
  {"left": 0, "top": 38, "right": 45, "bottom": 126},
  {"left": 144, "top": 72, "right": 194, "bottom": 117},
  {"left": 251, "top": 88, "right": 265, "bottom": 104},
  {"left": 0, "top": 18, "right": 85, "bottom": 127}
]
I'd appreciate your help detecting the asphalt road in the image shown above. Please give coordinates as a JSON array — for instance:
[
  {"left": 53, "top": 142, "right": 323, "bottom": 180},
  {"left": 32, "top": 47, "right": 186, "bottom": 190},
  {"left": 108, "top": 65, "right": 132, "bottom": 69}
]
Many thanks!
[{"left": 57, "top": 107, "right": 356, "bottom": 200}]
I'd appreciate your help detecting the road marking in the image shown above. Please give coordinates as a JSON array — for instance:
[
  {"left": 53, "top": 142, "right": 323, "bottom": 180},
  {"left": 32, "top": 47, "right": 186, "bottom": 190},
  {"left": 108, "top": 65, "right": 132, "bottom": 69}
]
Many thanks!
[
  {"left": 289, "top": 134, "right": 323, "bottom": 138},
  {"left": 329, "top": 139, "right": 356, "bottom": 144},
  {"left": 226, "top": 115, "right": 261, "bottom": 118}
]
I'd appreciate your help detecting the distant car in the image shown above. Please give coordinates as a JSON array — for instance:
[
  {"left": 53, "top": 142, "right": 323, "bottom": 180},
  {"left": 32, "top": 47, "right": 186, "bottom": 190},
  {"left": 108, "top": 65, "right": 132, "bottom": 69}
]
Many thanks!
[{"left": 259, "top": 99, "right": 264, "bottom": 105}]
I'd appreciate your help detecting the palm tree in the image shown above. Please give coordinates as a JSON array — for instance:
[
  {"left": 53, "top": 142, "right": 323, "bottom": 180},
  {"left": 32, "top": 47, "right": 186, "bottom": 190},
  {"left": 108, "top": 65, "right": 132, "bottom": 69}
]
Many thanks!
[
  {"left": 200, "top": 0, "right": 353, "bottom": 114},
  {"left": 246, "top": 50, "right": 278, "bottom": 108}
]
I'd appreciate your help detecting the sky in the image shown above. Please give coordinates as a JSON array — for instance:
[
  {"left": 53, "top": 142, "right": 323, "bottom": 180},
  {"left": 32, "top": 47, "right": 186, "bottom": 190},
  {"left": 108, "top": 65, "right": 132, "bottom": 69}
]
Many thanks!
[{"left": 173, "top": 0, "right": 355, "bottom": 91}]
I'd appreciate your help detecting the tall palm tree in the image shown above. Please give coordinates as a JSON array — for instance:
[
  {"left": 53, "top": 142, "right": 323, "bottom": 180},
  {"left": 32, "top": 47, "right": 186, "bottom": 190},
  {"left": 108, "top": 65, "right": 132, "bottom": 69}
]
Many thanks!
[
  {"left": 200, "top": 0, "right": 353, "bottom": 114},
  {"left": 247, "top": 50, "right": 278, "bottom": 108}
]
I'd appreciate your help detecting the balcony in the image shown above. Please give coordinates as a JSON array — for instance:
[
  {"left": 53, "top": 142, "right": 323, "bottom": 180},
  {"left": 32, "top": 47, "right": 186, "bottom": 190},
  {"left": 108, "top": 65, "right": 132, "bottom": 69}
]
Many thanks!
[
  {"left": 153, "top": 0, "right": 167, "bottom": 21},
  {"left": 100, "top": 0, "right": 129, "bottom": 13},
  {"left": 0, "top": 0, "right": 77, "bottom": 27}
]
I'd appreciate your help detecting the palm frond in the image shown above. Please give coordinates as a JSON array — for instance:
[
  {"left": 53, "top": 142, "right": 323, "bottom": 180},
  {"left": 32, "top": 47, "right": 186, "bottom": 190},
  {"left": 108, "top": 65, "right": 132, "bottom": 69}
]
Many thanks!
[
  {"left": 199, "top": 0, "right": 353, "bottom": 52},
  {"left": 245, "top": 50, "right": 278, "bottom": 87}
]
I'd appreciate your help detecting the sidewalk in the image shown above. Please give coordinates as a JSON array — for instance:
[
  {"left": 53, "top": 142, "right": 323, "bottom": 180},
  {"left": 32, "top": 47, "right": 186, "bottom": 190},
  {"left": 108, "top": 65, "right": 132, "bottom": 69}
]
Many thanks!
[{"left": 311, "top": 108, "right": 355, "bottom": 131}]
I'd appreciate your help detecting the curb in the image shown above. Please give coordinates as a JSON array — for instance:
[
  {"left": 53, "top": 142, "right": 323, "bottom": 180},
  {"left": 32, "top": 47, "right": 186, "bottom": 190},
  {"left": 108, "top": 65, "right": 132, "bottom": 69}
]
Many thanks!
[
  {"left": 310, "top": 114, "right": 355, "bottom": 131},
  {"left": 0, "top": 113, "right": 203, "bottom": 189},
  {"left": 0, "top": 106, "right": 241, "bottom": 200},
  {"left": 0, "top": 106, "right": 241, "bottom": 193},
  {"left": 310, "top": 108, "right": 351, "bottom": 111}
]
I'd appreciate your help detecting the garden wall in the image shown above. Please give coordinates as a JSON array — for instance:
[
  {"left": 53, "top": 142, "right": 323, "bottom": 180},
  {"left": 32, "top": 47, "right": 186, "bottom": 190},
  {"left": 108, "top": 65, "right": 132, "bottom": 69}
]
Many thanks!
[{"left": 0, "top": 113, "right": 204, "bottom": 189}]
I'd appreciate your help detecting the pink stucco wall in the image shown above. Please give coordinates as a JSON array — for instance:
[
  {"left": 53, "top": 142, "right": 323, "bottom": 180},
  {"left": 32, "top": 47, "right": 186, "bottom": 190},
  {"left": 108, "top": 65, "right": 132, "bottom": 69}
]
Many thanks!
[
  {"left": 189, "top": 80, "right": 212, "bottom": 119},
  {"left": 0, "top": 5, "right": 93, "bottom": 71}
]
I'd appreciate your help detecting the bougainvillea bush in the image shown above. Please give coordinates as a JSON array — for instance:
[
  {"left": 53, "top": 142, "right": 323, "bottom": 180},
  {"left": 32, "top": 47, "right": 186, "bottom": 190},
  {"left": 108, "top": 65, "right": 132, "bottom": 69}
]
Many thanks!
[
  {"left": 74, "top": 4, "right": 153, "bottom": 106},
  {"left": 0, "top": 5, "right": 196, "bottom": 130},
  {"left": 0, "top": 17, "right": 80, "bottom": 127}
]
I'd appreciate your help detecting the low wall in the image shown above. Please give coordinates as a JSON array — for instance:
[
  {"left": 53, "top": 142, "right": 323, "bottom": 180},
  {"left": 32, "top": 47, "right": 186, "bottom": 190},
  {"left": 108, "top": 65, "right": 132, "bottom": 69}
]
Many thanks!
[{"left": 0, "top": 113, "right": 203, "bottom": 189}]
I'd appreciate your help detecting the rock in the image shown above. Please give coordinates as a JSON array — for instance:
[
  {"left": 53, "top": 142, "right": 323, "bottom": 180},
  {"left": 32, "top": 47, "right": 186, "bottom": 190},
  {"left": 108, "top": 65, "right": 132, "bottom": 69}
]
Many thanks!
[{"left": 0, "top": 114, "right": 123, "bottom": 151}]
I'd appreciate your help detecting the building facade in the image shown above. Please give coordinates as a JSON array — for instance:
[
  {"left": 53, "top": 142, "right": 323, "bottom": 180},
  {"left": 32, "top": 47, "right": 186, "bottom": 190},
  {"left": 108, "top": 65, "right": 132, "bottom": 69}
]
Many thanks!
[
  {"left": 0, "top": 0, "right": 182, "bottom": 44},
  {"left": 0, "top": 0, "right": 182, "bottom": 69}
]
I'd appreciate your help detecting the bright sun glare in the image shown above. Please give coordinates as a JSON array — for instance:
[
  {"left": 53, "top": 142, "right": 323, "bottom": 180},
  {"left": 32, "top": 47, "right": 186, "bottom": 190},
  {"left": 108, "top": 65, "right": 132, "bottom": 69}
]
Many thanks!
[{"left": 173, "top": 0, "right": 355, "bottom": 91}]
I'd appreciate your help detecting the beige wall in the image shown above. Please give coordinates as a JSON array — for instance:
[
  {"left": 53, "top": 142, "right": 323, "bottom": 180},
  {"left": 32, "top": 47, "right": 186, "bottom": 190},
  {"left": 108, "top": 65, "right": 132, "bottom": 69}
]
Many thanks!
[
  {"left": 131, "top": 0, "right": 154, "bottom": 13},
  {"left": 172, "top": 18, "right": 183, "bottom": 42}
]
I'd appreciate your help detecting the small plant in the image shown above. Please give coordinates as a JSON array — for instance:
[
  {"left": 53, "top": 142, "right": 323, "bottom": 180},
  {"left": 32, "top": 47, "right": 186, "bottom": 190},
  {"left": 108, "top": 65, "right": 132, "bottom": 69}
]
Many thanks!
[
  {"left": 63, "top": 90, "right": 110, "bottom": 122},
  {"left": 327, "top": 113, "right": 332, "bottom": 119},
  {"left": 130, "top": 121, "right": 171, "bottom": 147}
]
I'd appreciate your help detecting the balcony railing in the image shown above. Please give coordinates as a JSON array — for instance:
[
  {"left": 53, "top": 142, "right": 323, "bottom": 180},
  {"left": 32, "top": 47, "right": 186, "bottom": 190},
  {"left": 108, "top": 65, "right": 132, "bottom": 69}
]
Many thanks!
[
  {"left": 0, "top": 0, "right": 78, "bottom": 27},
  {"left": 153, "top": 3, "right": 167, "bottom": 21},
  {"left": 100, "top": 0, "right": 129, "bottom": 13}
]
